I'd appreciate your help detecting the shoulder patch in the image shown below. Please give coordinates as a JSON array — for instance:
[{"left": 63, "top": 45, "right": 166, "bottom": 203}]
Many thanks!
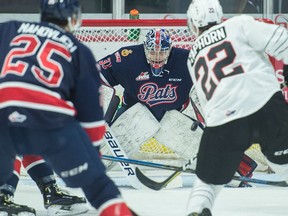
[
  {"left": 121, "top": 49, "right": 133, "bottom": 56},
  {"left": 115, "top": 52, "right": 122, "bottom": 62}
]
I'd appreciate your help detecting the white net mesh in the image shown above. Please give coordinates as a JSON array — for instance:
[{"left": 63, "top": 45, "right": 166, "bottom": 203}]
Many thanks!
[{"left": 74, "top": 20, "right": 195, "bottom": 60}]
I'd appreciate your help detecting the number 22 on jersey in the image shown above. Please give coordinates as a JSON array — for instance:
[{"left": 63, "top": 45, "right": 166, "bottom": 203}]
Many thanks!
[{"left": 191, "top": 41, "right": 244, "bottom": 100}]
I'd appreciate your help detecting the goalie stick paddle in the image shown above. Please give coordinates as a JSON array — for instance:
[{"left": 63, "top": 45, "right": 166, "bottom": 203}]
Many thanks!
[
  {"left": 103, "top": 129, "right": 147, "bottom": 189},
  {"left": 104, "top": 94, "right": 120, "bottom": 124},
  {"left": 101, "top": 155, "right": 288, "bottom": 187},
  {"left": 103, "top": 90, "right": 147, "bottom": 189}
]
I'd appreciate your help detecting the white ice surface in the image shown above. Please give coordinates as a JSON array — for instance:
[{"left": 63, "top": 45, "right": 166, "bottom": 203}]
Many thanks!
[{"left": 15, "top": 170, "right": 288, "bottom": 216}]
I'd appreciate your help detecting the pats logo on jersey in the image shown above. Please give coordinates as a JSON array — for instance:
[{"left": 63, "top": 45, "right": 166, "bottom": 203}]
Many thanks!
[
  {"left": 136, "top": 72, "right": 149, "bottom": 81},
  {"left": 137, "top": 83, "right": 177, "bottom": 107},
  {"left": 121, "top": 49, "right": 132, "bottom": 56}
]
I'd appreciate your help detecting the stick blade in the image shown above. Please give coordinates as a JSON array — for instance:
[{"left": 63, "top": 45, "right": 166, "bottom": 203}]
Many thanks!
[{"left": 135, "top": 168, "right": 181, "bottom": 190}]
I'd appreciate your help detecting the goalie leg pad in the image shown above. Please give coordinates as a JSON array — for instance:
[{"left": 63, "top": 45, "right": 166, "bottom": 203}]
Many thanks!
[
  {"left": 101, "top": 103, "right": 160, "bottom": 169},
  {"left": 110, "top": 103, "right": 160, "bottom": 155},
  {"left": 154, "top": 110, "right": 203, "bottom": 160}
]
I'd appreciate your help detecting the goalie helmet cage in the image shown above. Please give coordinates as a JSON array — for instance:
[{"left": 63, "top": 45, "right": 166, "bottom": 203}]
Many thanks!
[{"left": 74, "top": 18, "right": 273, "bottom": 171}]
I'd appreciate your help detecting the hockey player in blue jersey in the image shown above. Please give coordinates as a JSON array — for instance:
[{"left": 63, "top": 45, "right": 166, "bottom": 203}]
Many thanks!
[
  {"left": 0, "top": 0, "right": 136, "bottom": 216},
  {"left": 98, "top": 28, "right": 193, "bottom": 121}
]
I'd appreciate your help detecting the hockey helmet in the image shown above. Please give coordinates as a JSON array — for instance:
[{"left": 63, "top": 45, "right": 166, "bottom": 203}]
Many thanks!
[
  {"left": 187, "top": 0, "right": 223, "bottom": 36},
  {"left": 40, "top": 0, "right": 81, "bottom": 32},
  {"left": 143, "top": 28, "right": 172, "bottom": 77}
]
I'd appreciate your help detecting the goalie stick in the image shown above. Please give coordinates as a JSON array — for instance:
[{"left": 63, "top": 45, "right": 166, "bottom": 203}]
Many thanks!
[
  {"left": 190, "top": 95, "right": 205, "bottom": 126},
  {"left": 104, "top": 93, "right": 120, "bottom": 124},
  {"left": 101, "top": 155, "right": 288, "bottom": 187},
  {"left": 103, "top": 128, "right": 146, "bottom": 189},
  {"left": 135, "top": 170, "right": 181, "bottom": 191},
  {"left": 102, "top": 89, "right": 146, "bottom": 189}
]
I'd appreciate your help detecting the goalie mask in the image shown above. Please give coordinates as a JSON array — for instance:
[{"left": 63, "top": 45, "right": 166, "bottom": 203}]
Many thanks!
[
  {"left": 144, "top": 29, "right": 172, "bottom": 77},
  {"left": 40, "top": 0, "right": 82, "bottom": 32},
  {"left": 187, "top": 0, "right": 223, "bottom": 36}
]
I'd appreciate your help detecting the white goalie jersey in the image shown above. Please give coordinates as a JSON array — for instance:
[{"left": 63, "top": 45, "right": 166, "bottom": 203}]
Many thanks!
[{"left": 187, "top": 15, "right": 288, "bottom": 127}]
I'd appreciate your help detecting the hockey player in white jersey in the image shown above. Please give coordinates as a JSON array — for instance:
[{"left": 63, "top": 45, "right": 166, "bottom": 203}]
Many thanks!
[{"left": 185, "top": 0, "right": 288, "bottom": 215}]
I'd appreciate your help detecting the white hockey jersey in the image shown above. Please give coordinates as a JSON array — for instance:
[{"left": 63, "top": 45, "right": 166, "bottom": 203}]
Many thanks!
[{"left": 187, "top": 15, "right": 288, "bottom": 127}]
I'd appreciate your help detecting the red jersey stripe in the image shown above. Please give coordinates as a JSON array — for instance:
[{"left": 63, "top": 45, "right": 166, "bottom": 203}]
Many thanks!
[{"left": 0, "top": 82, "right": 76, "bottom": 115}]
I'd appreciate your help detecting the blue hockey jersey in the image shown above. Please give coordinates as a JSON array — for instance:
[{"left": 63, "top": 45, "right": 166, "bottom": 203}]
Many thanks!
[
  {"left": 0, "top": 21, "right": 105, "bottom": 144},
  {"left": 98, "top": 44, "right": 193, "bottom": 120}
]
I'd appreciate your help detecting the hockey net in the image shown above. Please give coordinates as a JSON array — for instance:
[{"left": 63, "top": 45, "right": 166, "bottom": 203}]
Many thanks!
[{"left": 74, "top": 19, "right": 274, "bottom": 171}]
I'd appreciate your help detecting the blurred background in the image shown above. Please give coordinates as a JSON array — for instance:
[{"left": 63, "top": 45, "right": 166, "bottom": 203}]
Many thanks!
[{"left": 0, "top": 0, "right": 287, "bottom": 21}]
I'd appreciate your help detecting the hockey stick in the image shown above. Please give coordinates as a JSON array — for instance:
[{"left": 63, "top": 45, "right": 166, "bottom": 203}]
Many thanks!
[
  {"left": 190, "top": 95, "right": 205, "bottom": 126},
  {"left": 103, "top": 128, "right": 147, "bottom": 189},
  {"left": 101, "top": 155, "right": 288, "bottom": 187},
  {"left": 135, "top": 170, "right": 182, "bottom": 190},
  {"left": 104, "top": 93, "right": 120, "bottom": 124},
  {"left": 102, "top": 89, "right": 146, "bottom": 189}
]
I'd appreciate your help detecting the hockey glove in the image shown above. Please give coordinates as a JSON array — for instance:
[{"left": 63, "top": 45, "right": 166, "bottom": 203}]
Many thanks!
[{"left": 237, "top": 154, "right": 258, "bottom": 178}]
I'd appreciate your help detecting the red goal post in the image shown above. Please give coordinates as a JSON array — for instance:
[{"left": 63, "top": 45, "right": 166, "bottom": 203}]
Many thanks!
[{"left": 74, "top": 18, "right": 275, "bottom": 171}]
